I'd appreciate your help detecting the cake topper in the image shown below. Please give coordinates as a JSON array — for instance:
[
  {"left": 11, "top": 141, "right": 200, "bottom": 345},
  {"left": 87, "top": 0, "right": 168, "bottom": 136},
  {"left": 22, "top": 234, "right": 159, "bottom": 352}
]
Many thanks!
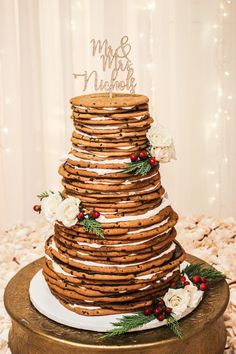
[{"left": 73, "top": 35, "right": 137, "bottom": 97}]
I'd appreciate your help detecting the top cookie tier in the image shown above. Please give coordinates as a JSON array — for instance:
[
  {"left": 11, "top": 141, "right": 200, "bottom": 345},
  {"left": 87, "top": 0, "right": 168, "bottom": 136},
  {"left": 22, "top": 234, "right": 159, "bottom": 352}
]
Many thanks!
[{"left": 70, "top": 92, "right": 149, "bottom": 108}]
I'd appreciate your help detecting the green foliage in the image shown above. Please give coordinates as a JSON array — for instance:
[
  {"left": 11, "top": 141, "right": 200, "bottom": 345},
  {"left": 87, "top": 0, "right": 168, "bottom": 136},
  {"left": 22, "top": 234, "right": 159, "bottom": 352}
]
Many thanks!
[
  {"left": 82, "top": 217, "right": 104, "bottom": 239},
  {"left": 101, "top": 312, "right": 155, "bottom": 339},
  {"left": 124, "top": 159, "right": 152, "bottom": 176},
  {"left": 167, "top": 316, "right": 183, "bottom": 339},
  {"left": 37, "top": 191, "right": 51, "bottom": 201},
  {"left": 183, "top": 264, "right": 226, "bottom": 280}
]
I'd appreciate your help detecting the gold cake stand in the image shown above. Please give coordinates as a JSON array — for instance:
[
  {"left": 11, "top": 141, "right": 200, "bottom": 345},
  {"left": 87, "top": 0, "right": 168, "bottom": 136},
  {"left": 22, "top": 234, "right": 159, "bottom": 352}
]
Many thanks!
[{"left": 4, "top": 255, "right": 229, "bottom": 354}]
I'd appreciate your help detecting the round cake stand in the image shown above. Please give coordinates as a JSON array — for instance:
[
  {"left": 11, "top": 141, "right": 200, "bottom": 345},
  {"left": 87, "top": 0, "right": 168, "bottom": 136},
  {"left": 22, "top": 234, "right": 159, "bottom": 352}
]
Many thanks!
[{"left": 4, "top": 255, "right": 229, "bottom": 354}]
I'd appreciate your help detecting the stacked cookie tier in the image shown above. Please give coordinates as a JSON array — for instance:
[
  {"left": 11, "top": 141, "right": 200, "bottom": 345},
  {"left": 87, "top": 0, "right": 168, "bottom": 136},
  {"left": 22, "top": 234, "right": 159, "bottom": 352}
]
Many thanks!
[{"left": 43, "top": 93, "right": 186, "bottom": 316}]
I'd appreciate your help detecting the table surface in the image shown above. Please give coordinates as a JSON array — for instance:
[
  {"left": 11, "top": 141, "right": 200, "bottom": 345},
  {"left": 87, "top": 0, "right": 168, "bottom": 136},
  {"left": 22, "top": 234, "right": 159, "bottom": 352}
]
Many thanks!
[{"left": 1, "top": 216, "right": 236, "bottom": 353}]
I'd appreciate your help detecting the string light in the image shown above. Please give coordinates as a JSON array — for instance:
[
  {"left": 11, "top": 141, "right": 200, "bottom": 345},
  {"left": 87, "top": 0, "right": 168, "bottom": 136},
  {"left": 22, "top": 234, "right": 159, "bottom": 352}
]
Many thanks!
[
  {"left": 139, "top": 32, "right": 144, "bottom": 38},
  {"left": 71, "top": 21, "right": 76, "bottom": 30},
  {"left": 2, "top": 127, "right": 8, "bottom": 133},
  {"left": 147, "top": 2, "right": 155, "bottom": 11},
  {"left": 5, "top": 98, "right": 11, "bottom": 104},
  {"left": 146, "top": 63, "right": 152, "bottom": 69},
  {"left": 209, "top": 0, "right": 233, "bottom": 212},
  {"left": 210, "top": 197, "right": 216, "bottom": 203},
  {"left": 5, "top": 148, "right": 11, "bottom": 153}
]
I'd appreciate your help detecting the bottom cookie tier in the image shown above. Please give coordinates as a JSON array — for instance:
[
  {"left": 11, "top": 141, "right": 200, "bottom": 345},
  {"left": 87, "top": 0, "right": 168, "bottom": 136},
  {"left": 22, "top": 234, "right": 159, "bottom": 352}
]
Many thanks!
[{"left": 4, "top": 256, "right": 229, "bottom": 354}]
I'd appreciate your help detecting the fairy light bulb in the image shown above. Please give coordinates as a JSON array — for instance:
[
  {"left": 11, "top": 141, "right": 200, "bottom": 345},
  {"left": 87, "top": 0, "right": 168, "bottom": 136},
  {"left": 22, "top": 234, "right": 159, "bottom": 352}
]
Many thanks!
[
  {"left": 147, "top": 2, "right": 155, "bottom": 11},
  {"left": 139, "top": 32, "right": 144, "bottom": 38}
]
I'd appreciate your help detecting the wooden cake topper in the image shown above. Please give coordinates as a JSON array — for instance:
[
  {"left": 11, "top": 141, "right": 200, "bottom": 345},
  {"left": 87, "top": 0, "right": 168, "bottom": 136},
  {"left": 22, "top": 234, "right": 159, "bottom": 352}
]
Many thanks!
[{"left": 73, "top": 36, "right": 137, "bottom": 97}]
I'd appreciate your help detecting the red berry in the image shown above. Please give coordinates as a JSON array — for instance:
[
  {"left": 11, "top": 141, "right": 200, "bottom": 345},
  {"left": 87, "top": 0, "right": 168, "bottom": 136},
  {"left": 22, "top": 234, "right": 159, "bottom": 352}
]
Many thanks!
[
  {"left": 192, "top": 275, "right": 201, "bottom": 284},
  {"left": 144, "top": 308, "right": 152, "bottom": 316},
  {"left": 92, "top": 210, "right": 100, "bottom": 219},
  {"left": 77, "top": 211, "right": 85, "bottom": 220},
  {"left": 165, "top": 307, "right": 172, "bottom": 314},
  {"left": 158, "top": 300, "right": 164, "bottom": 307},
  {"left": 139, "top": 151, "right": 148, "bottom": 160},
  {"left": 130, "top": 153, "right": 138, "bottom": 162},
  {"left": 158, "top": 313, "right": 165, "bottom": 321},
  {"left": 149, "top": 157, "right": 157, "bottom": 166},
  {"left": 199, "top": 283, "right": 207, "bottom": 291},
  {"left": 170, "top": 281, "right": 176, "bottom": 288},
  {"left": 153, "top": 307, "right": 162, "bottom": 316},
  {"left": 184, "top": 281, "right": 190, "bottom": 286},
  {"left": 180, "top": 276, "right": 186, "bottom": 283},
  {"left": 33, "top": 205, "right": 41, "bottom": 213},
  {"left": 201, "top": 277, "right": 207, "bottom": 284}
]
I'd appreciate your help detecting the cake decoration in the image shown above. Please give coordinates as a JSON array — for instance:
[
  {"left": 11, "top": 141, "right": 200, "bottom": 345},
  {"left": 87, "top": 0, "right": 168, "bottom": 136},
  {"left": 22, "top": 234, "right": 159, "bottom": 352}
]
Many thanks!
[
  {"left": 101, "top": 263, "right": 225, "bottom": 338},
  {"left": 34, "top": 191, "right": 104, "bottom": 237},
  {"left": 73, "top": 36, "right": 137, "bottom": 96},
  {"left": 32, "top": 50, "right": 225, "bottom": 339}
]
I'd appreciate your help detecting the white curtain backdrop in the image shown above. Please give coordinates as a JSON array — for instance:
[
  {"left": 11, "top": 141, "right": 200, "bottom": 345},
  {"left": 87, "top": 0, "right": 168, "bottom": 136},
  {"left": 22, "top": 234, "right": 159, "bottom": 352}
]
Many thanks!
[{"left": 0, "top": 0, "right": 235, "bottom": 228}]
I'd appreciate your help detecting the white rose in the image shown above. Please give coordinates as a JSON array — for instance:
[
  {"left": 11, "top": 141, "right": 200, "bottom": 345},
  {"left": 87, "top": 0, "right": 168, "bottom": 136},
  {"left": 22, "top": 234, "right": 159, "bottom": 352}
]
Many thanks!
[
  {"left": 41, "top": 192, "right": 63, "bottom": 223},
  {"left": 151, "top": 144, "right": 176, "bottom": 163},
  {"left": 56, "top": 196, "right": 80, "bottom": 227},
  {"left": 148, "top": 123, "right": 176, "bottom": 163},
  {"left": 163, "top": 288, "right": 190, "bottom": 318},
  {"left": 185, "top": 285, "right": 203, "bottom": 308},
  {"left": 147, "top": 123, "right": 172, "bottom": 147}
]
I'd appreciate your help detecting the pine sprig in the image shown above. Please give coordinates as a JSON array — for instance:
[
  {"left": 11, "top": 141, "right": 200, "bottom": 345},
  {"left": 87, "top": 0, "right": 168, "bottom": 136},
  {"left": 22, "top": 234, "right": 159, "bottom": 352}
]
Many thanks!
[
  {"left": 100, "top": 312, "right": 155, "bottom": 339},
  {"left": 124, "top": 159, "right": 152, "bottom": 176},
  {"left": 82, "top": 217, "right": 104, "bottom": 239},
  {"left": 167, "top": 316, "right": 183, "bottom": 338},
  {"left": 37, "top": 191, "right": 51, "bottom": 201},
  {"left": 183, "top": 264, "right": 226, "bottom": 280}
]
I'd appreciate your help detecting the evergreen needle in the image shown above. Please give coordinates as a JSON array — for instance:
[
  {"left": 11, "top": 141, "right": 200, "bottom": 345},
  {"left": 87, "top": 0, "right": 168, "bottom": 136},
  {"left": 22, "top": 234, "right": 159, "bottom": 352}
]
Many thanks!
[
  {"left": 183, "top": 264, "right": 226, "bottom": 280},
  {"left": 37, "top": 191, "right": 50, "bottom": 201},
  {"left": 82, "top": 217, "right": 104, "bottom": 239},
  {"left": 101, "top": 312, "right": 155, "bottom": 339},
  {"left": 124, "top": 159, "right": 152, "bottom": 176},
  {"left": 167, "top": 316, "right": 183, "bottom": 338}
]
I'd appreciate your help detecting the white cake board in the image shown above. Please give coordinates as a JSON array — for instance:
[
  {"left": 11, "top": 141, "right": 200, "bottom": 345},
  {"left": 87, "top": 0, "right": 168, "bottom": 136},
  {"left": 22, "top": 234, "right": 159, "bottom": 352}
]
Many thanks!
[{"left": 29, "top": 261, "right": 203, "bottom": 332}]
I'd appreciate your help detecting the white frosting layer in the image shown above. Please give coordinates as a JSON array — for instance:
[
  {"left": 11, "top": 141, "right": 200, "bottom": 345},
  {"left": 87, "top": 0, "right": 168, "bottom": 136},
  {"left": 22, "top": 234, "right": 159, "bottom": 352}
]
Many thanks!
[
  {"left": 76, "top": 229, "right": 171, "bottom": 250},
  {"left": 51, "top": 241, "right": 175, "bottom": 268},
  {"left": 67, "top": 152, "right": 130, "bottom": 165},
  {"left": 82, "top": 124, "right": 119, "bottom": 130},
  {"left": 128, "top": 218, "right": 168, "bottom": 234},
  {"left": 135, "top": 268, "right": 178, "bottom": 280},
  {"left": 75, "top": 129, "right": 96, "bottom": 139},
  {"left": 72, "top": 165, "right": 121, "bottom": 175},
  {"left": 99, "top": 198, "right": 170, "bottom": 223},
  {"left": 74, "top": 105, "right": 135, "bottom": 111}
]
